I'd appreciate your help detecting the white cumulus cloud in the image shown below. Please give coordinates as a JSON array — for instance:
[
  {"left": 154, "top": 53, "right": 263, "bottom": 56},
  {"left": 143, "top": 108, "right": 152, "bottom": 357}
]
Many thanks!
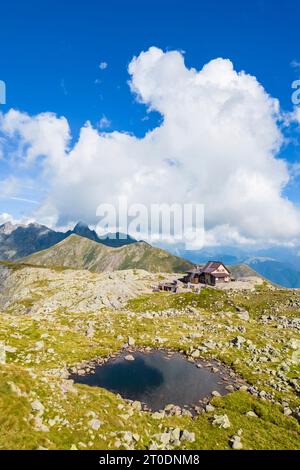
[{"left": 1, "top": 46, "right": 300, "bottom": 245}]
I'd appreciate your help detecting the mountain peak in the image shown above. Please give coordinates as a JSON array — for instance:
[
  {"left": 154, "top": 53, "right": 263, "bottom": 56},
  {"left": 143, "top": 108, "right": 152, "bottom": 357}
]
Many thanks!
[
  {"left": 74, "top": 221, "right": 89, "bottom": 230},
  {"left": 72, "top": 222, "right": 138, "bottom": 247},
  {"left": 72, "top": 221, "right": 99, "bottom": 242},
  {"left": 0, "top": 221, "right": 16, "bottom": 235}
]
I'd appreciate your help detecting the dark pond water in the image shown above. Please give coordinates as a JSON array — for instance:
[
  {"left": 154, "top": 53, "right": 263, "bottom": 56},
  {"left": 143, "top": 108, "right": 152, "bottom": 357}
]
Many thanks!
[{"left": 71, "top": 351, "right": 229, "bottom": 411}]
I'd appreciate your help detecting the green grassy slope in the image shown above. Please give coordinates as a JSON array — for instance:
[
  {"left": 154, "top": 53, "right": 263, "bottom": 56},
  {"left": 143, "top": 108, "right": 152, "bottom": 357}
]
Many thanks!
[
  {"left": 229, "top": 264, "right": 263, "bottom": 279},
  {"left": 20, "top": 234, "right": 194, "bottom": 273}
]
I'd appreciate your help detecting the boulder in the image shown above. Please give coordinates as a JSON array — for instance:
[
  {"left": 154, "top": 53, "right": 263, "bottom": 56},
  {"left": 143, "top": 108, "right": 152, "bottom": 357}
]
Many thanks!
[
  {"left": 191, "top": 349, "right": 200, "bottom": 358},
  {"left": 245, "top": 411, "right": 258, "bottom": 418},
  {"left": 35, "top": 341, "right": 45, "bottom": 351},
  {"left": 231, "top": 336, "right": 246, "bottom": 349},
  {"left": 31, "top": 400, "right": 45, "bottom": 415},
  {"left": 0, "top": 343, "right": 6, "bottom": 364},
  {"left": 237, "top": 310, "right": 250, "bottom": 321},
  {"left": 128, "top": 337, "right": 135, "bottom": 346},
  {"left": 212, "top": 414, "right": 231, "bottom": 429},
  {"left": 124, "top": 354, "right": 135, "bottom": 361},
  {"left": 205, "top": 404, "right": 215, "bottom": 413},
  {"left": 88, "top": 418, "right": 102, "bottom": 431},
  {"left": 230, "top": 435, "right": 243, "bottom": 450},
  {"left": 180, "top": 430, "right": 195, "bottom": 443},
  {"left": 152, "top": 411, "right": 165, "bottom": 419},
  {"left": 160, "top": 432, "right": 171, "bottom": 445}
]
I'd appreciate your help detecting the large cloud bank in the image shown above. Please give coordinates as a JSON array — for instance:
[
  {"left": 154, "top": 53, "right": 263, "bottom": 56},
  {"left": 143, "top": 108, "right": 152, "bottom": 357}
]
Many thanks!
[{"left": 1, "top": 47, "right": 300, "bottom": 245}]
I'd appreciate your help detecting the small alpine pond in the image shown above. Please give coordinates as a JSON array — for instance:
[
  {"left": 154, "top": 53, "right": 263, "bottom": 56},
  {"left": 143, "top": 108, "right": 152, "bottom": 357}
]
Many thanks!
[{"left": 71, "top": 351, "right": 232, "bottom": 411}]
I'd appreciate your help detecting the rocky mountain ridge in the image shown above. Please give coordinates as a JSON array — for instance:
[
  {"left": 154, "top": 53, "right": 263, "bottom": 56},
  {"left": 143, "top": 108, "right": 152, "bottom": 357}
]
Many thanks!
[
  {"left": 0, "top": 221, "right": 137, "bottom": 261},
  {"left": 20, "top": 234, "right": 194, "bottom": 273}
]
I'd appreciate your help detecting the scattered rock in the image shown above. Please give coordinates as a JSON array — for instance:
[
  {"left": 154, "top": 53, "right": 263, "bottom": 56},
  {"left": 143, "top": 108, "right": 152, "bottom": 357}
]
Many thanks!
[
  {"left": 283, "top": 407, "right": 292, "bottom": 416},
  {"left": 128, "top": 337, "right": 135, "bottom": 346},
  {"left": 124, "top": 354, "right": 135, "bottom": 361},
  {"left": 31, "top": 400, "right": 45, "bottom": 415},
  {"left": 230, "top": 435, "right": 243, "bottom": 450},
  {"left": 212, "top": 414, "right": 231, "bottom": 429},
  {"left": 170, "top": 428, "right": 181, "bottom": 442},
  {"left": 35, "top": 341, "right": 44, "bottom": 351},
  {"left": 88, "top": 418, "right": 102, "bottom": 431},
  {"left": 8, "top": 381, "right": 26, "bottom": 397},
  {"left": 180, "top": 430, "right": 195, "bottom": 443},
  {"left": 131, "top": 401, "right": 142, "bottom": 411},
  {"left": 245, "top": 411, "right": 258, "bottom": 418},
  {"left": 148, "top": 442, "right": 158, "bottom": 450},
  {"left": 123, "top": 431, "right": 133, "bottom": 442},
  {"left": 0, "top": 342, "right": 6, "bottom": 364},
  {"left": 4, "top": 345, "right": 17, "bottom": 353},
  {"left": 155, "top": 336, "right": 167, "bottom": 344},
  {"left": 33, "top": 416, "right": 49, "bottom": 432},
  {"left": 203, "top": 340, "right": 216, "bottom": 349},
  {"left": 190, "top": 349, "right": 200, "bottom": 358},
  {"left": 289, "top": 339, "right": 300, "bottom": 350},
  {"left": 231, "top": 336, "right": 246, "bottom": 349},
  {"left": 152, "top": 411, "right": 165, "bottom": 419},
  {"left": 205, "top": 404, "right": 215, "bottom": 413},
  {"left": 86, "top": 325, "right": 95, "bottom": 338},
  {"left": 160, "top": 432, "right": 171, "bottom": 445},
  {"left": 237, "top": 309, "right": 250, "bottom": 321}
]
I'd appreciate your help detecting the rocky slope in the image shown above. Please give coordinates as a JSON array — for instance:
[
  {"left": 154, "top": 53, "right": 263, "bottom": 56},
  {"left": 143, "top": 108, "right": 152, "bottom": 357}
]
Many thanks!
[
  {"left": 0, "top": 262, "right": 157, "bottom": 314},
  {"left": 20, "top": 234, "right": 194, "bottom": 273},
  {"left": 229, "top": 264, "right": 261, "bottom": 279}
]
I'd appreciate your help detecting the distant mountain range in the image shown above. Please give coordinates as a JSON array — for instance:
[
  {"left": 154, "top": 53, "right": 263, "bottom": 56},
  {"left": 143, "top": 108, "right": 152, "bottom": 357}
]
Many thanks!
[
  {"left": 246, "top": 259, "right": 300, "bottom": 288},
  {"left": 1, "top": 220, "right": 300, "bottom": 285},
  {"left": 70, "top": 222, "right": 137, "bottom": 248},
  {"left": 0, "top": 220, "right": 137, "bottom": 261},
  {"left": 0, "top": 220, "right": 193, "bottom": 273},
  {"left": 0, "top": 221, "right": 66, "bottom": 260}
]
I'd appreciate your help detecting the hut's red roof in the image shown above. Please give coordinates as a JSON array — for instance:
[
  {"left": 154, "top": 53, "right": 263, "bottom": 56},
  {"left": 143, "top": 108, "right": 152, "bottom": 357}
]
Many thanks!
[{"left": 201, "top": 261, "right": 230, "bottom": 274}]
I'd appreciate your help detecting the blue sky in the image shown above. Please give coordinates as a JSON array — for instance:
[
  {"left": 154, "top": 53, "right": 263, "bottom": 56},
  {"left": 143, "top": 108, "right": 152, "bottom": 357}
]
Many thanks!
[
  {"left": 1, "top": 1, "right": 299, "bottom": 133},
  {"left": 0, "top": 0, "right": 300, "bottom": 245}
]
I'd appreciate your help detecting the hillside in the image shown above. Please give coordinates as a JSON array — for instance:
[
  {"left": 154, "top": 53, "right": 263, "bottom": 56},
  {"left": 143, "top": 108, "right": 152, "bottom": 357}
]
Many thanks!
[
  {"left": 229, "top": 264, "right": 263, "bottom": 280},
  {"left": 21, "top": 234, "right": 194, "bottom": 273}
]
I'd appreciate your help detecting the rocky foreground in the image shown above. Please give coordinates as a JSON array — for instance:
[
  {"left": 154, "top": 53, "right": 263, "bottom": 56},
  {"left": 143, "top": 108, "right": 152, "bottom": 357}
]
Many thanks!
[{"left": 0, "top": 262, "right": 299, "bottom": 450}]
